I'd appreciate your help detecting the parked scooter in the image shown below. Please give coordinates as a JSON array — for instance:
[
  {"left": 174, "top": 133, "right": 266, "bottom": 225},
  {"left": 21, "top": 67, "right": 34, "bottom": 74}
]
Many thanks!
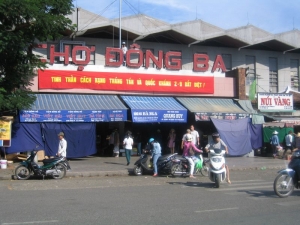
[
  {"left": 133, "top": 150, "right": 177, "bottom": 176},
  {"left": 15, "top": 151, "right": 67, "bottom": 180},
  {"left": 273, "top": 149, "right": 300, "bottom": 198},
  {"left": 170, "top": 153, "right": 208, "bottom": 177},
  {"left": 207, "top": 149, "right": 227, "bottom": 188}
]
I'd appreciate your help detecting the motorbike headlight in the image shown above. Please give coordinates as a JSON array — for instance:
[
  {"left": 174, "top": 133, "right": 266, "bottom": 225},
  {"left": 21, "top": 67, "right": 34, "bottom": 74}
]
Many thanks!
[{"left": 211, "top": 158, "right": 222, "bottom": 163}]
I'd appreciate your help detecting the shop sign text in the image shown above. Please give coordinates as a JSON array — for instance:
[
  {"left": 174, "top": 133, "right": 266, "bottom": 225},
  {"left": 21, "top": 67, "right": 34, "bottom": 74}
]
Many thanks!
[
  {"left": 38, "top": 70, "right": 214, "bottom": 94},
  {"left": 49, "top": 45, "right": 226, "bottom": 73},
  {"left": 258, "top": 93, "right": 293, "bottom": 111}
]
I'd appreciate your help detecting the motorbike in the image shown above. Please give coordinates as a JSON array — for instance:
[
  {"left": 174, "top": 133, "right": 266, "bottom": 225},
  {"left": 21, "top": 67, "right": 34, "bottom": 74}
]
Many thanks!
[
  {"left": 15, "top": 151, "right": 67, "bottom": 180},
  {"left": 273, "top": 149, "right": 300, "bottom": 198},
  {"left": 133, "top": 151, "right": 178, "bottom": 176},
  {"left": 170, "top": 153, "right": 209, "bottom": 177},
  {"left": 207, "top": 149, "right": 227, "bottom": 188}
]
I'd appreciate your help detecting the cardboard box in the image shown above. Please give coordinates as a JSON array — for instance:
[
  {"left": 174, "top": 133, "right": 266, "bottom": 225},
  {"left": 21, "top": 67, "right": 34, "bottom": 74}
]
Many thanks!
[
  {"left": 37, "top": 150, "right": 45, "bottom": 161},
  {"left": 5, "top": 153, "right": 18, "bottom": 161}
]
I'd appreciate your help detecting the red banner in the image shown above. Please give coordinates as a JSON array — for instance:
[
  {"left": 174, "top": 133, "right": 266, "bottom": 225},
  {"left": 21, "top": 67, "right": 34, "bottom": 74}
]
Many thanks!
[{"left": 38, "top": 70, "right": 214, "bottom": 94}]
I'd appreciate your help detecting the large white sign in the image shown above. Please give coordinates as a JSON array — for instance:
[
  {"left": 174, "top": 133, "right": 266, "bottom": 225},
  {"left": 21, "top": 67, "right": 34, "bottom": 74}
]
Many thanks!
[{"left": 258, "top": 93, "right": 293, "bottom": 111}]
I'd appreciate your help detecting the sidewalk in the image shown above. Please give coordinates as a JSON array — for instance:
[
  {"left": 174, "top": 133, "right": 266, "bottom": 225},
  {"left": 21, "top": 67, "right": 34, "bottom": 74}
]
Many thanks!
[{"left": 0, "top": 155, "right": 289, "bottom": 180}]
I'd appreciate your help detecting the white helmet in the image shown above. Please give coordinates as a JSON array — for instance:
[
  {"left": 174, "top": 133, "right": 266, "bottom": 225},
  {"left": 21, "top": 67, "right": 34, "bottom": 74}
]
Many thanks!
[{"left": 185, "top": 134, "right": 192, "bottom": 141}]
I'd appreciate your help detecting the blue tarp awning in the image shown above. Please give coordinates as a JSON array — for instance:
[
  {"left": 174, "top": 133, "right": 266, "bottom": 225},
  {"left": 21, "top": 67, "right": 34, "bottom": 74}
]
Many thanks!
[
  {"left": 176, "top": 97, "right": 250, "bottom": 121},
  {"left": 19, "top": 94, "right": 127, "bottom": 122},
  {"left": 121, "top": 96, "right": 187, "bottom": 123}
]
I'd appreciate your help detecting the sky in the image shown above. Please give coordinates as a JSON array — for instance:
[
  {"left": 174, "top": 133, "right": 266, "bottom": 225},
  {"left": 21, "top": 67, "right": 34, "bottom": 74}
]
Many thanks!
[{"left": 73, "top": 0, "right": 300, "bottom": 34}]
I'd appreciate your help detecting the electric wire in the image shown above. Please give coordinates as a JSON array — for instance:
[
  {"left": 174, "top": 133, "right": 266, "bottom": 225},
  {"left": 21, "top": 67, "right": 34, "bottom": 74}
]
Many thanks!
[
  {"left": 123, "top": 0, "right": 171, "bottom": 44},
  {"left": 76, "top": 0, "right": 117, "bottom": 32}
]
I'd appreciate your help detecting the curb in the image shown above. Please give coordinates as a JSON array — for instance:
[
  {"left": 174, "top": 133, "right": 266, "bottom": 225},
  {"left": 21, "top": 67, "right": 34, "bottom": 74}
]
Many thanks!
[
  {"left": 65, "top": 170, "right": 130, "bottom": 178},
  {"left": 0, "top": 169, "right": 132, "bottom": 180},
  {"left": 230, "top": 165, "right": 285, "bottom": 171},
  {"left": 0, "top": 166, "right": 286, "bottom": 180}
]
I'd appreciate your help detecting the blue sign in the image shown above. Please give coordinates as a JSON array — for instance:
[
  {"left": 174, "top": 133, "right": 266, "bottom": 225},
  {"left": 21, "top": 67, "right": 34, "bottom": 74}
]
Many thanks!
[
  {"left": 131, "top": 110, "right": 187, "bottom": 123},
  {"left": 195, "top": 112, "right": 250, "bottom": 121},
  {"left": 19, "top": 110, "right": 127, "bottom": 122}
]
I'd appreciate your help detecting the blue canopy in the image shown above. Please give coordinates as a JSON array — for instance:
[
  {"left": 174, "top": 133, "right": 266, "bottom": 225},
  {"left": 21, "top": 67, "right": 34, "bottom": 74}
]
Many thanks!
[
  {"left": 121, "top": 96, "right": 187, "bottom": 123},
  {"left": 211, "top": 118, "right": 252, "bottom": 156},
  {"left": 6, "top": 122, "right": 97, "bottom": 158},
  {"left": 19, "top": 94, "right": 127, "bottom": 122}
]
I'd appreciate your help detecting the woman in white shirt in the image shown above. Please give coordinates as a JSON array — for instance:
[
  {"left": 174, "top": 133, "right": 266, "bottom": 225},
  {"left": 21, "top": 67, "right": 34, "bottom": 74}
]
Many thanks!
[{"left": 123, "top": 131, "right": 134, "bottom": 166}]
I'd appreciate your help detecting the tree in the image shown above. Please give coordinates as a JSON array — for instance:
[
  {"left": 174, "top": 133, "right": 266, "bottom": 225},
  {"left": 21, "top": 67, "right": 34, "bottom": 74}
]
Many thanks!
[{"left": 0, "top": 0, "right": 75, "bottom": 116}]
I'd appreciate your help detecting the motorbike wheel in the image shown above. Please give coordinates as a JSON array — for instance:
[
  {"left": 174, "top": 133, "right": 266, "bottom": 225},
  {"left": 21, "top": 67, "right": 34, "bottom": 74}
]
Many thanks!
[
  {"left": 273, "top": 173, "right": 294, "bottom": 198},
  {"left": 200, "top": 164, "right": 209, "bottom": 177},
  {"left": 15, "top": 165, "right": 31, "bottom": 180},
  {"left": 171, "top": 164, "right": 183, "bottom": 177},
  {"left": 133, "top": 165, "right": 143, "bottom": 176},
  {"left": 52, "top": 163, "right": 66, "bottom": 179},
  {"left": 215, "top": 173, "right": 221, "bottom": 188}
]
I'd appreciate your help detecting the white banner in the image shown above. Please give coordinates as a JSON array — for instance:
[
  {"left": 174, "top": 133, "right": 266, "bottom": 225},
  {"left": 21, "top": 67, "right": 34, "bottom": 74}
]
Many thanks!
[{"left": 258, "top": 93, "right": 293, "bottom": 111}]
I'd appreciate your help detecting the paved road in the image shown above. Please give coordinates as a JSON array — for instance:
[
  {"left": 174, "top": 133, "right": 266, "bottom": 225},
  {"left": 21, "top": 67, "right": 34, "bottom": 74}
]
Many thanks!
[{"left": 0, "top": 169, "right": 299, "bottom": 225}]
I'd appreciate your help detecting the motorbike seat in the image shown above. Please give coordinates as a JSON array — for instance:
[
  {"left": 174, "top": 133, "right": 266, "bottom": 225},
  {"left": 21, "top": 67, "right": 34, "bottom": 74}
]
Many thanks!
[
  {"left": 176, "top": 156, "right": 188, "bottom": 163},
  {"left": 43, "top": 157, "right": 60, "bottom": 164}
]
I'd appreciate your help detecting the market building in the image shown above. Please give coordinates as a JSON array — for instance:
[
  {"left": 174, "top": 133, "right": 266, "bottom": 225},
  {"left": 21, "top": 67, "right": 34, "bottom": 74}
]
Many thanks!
[{"left": 6, "top": 8, "right": 300, "bottom": 158}]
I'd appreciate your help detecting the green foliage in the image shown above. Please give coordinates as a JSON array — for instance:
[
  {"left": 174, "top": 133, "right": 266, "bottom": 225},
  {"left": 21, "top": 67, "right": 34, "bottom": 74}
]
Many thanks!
[{"left": 0, "top": 0, "right": 75, "bottom": 115}]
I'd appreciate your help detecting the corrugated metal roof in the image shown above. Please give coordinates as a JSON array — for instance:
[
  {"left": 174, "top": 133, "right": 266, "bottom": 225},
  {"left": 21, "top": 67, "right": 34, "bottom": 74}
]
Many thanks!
[
  {"left": 28, "top": 94, "right": 127, "bottom": 110},
  {"left": 176, "top": 98, "right": 246, "bottom": 113},
  {"left": 71, "top": 8, "right": 300, "bottom": 50},
  {"left": 121, "top": 96, "right": 186, "bottom": 110}
]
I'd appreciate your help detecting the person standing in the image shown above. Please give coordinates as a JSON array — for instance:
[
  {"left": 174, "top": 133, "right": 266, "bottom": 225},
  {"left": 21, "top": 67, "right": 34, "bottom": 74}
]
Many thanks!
[
  {"left": 96, "top": 135, "right": 101, "bottom": 155},
  {"left": 123, "top": 131, "right": 134, "bottom": 166},
  {"left": 106, "top": 129, "right": 115, "bottom": 156},
  {"left": 57, "top": 132, "right": 67, "bottom": 157},
  {"left": 135, "top": 132, "right": 142, "bottom": 156},
  {"left": 113, "top": 129, "right": 120, "bottom": 157},
  {"left": 294, "top": 132, "right": 300, "bottom": 151},
  {"left": 167, "top": 129, "right": 176, "bottom": 154},
  {"left": 284, "top": 130, "right": 294, "bottom": 157},
  {"left": 190, "top": 125, "right": 200, "bottom": 147},
  {"left": 57, "top": 132, "right": 71, "bottom": 170},
  {"left": 270, "top": 130, "right": 280, "bottom": 158},
  {"left": 121, "top": 42, "right": 127, "bottom": 66},
  {"left": 148, "top": 138, "right": 162, "bottom": 177}
]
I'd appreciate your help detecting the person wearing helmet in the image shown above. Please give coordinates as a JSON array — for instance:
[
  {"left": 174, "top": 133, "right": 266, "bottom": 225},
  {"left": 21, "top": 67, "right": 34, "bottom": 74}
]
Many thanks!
[
  {"left": 57, "top": 132, "right": 71, "bottom": 170},
  {"left": 182, "top": 129, "right": 203, "bottom": 178},
  {"left": 270, "top": 130, "right": 280, "bottom": 158},
  {"left": 205, "top": 132, "right": 231, "bottom": 184},
  {"left": 149, "top": 138, "right": 161, "bottom": 177}
]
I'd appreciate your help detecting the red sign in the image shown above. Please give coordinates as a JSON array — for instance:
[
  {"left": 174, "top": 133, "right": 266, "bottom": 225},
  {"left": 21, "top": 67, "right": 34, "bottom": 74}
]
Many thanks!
[
  {"left": 38, "top": 70, "right": 214, "bottom": 94},
  {"left": 48, "top": 44, "right": 226, "bottom": 73}
]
